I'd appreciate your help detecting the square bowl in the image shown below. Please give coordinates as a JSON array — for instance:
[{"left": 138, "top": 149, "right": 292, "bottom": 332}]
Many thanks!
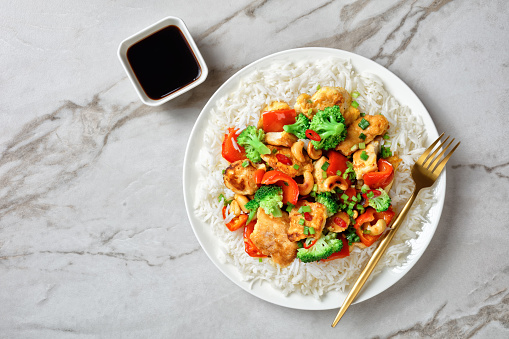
[{"left": 118, "top": 16, "right": 208, "bottom": 106}]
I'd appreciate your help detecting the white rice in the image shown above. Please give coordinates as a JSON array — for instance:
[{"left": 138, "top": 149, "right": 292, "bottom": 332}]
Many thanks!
[{"left": 195, "top": 57, "right": 435, "bottom": 298}]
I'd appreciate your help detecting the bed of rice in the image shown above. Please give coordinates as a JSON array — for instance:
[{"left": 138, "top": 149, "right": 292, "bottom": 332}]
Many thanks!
[{"left": 194, "top": 57, "right": 436, "bottom": 298}]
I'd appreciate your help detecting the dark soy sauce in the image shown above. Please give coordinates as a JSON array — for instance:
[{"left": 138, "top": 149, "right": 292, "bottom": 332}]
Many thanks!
[{"left": 127, "top": 25, "right": 201, "bottom": 100}]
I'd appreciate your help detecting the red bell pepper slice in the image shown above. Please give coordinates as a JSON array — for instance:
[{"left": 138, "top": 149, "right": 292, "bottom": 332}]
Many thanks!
[
  {"left": 222, "top": 206, "right": 248, "bottom": 231},
  {"left": 374, "top": 206, "right": 395, "bottom": 225},
  {"left": 276, "top": 153, "right": 292, "bottom": 166},
  {"left": 261, "top": 170, "right": 299, "bottom": 205},
  {"left": 262, "top": 109, "right": 296, "bottom": 132},
  {"left": 243, "top": 220, "right": 267, "bottom": 257},
  {"left": 326, "top": 150, "right": 349, "bottom": 177},
  {"left": 226, "top": 214, "right": 248, "bottom": 232},
  {"left": 363, "top": 159, "right": 394, "bottom": 189},
  {"left": 353, "top": 207, "right": 382, "bottom": 247},
  {"left": 254, "top": 168, "right": 265, "bottom": 185},
  {"left": 322, "top": 237, "right": 350, "bottom": 261},
  {"left": 221, "top": 128, "right": 246, "bottom": 163}
]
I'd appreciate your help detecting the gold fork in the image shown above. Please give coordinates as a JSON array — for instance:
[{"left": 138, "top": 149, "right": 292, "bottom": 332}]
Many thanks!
[{"left": 331, "top": 133, "right": 460, "bottom": 327}]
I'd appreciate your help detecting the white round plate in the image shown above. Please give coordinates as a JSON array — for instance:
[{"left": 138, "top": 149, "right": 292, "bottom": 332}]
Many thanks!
[{"left": 183, "top": 47, "right": 445, "bottom": 310}]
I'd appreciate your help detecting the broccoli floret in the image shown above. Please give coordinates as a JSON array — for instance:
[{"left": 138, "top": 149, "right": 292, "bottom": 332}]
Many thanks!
[
  {"left": 237, "top": 126, "right": 271, "bottom": 163},
  {"left": 315, "top": 192, "right": 340, "bottom": 217},
  {"left": 244, "top": 199, "right": 259, "bottom": 223},
  {"left": 283, "top": 113, "right": 310, "bottom": 139},
  {"left": 308, "top": 105, "right": 347, "bottom": 150},
  {"left": 368, "top": 188, "right": 391, "bottom": 212},
  {"left": 297, "top": 232, "right": 343, "bottom": 263},
  {"left": 253, "top": 185, "right": 283, "bottom": 217}
]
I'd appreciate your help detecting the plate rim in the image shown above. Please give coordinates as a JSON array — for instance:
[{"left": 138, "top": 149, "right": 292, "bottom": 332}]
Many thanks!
[{"left": 183, "top": 47, "right": 445, "bottom": 310}]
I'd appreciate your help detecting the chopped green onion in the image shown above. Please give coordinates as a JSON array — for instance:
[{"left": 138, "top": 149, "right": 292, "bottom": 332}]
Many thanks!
[
  {"left": 218, "top": 194, "right": 225, "bottom": 202},
  {"left": 222, "top": 169, "right": 226, "bottom": 174},
  {"left": 357, "top": 193, "right": 362, "bottom": 201},
  {"left": 321, "top": 162, "right": 330, "bottom": 171},
  {"left": 359, "top": 133, "right": 366, "bottom": 140},
  {"left": 359, "top": 142, "right": 366, "bottom": 149},
  {"left": 360, "top": 112, "right": 366, "bottom": 117},
  {"left": 350, "top": 145, "right": 357, "bottom": 151},
  {"left": 322, "top": 171, "right": 327, "bottom": 179},
  {"left": 300, "top": 219, "right": 306, "bottom": 226},
  {"left": 317, "top": 84, "right": 321, "bottom": 90},
  {"left": 307, "top": 99, "right": 313, "bottom": 104},
  {"left": 351, "top": 195, "right": 358, "bottom": 202},
  {"left": 310, "top": 191, "right": 316, "bottom": 198},
  {"left": 242, "top": 160, "right": 249, "bottom": 167},
  {"left": 367, "top": 191, "right": 375, "bottom": 198},
  {"left": 349, "top": 202, "right": 356, "bottom": 209},
  {"left": 351, "top": 91, "right": 360, "bottom": 98},
  {"left": 381, "top": 146, "right": 392, "bottom": 158},
  {"left": 286, "top": 202, "right": 295, "bottom": 213},
  {"left": 308, "top": 109, "right": 313, "bottom": 114},
  {"left": 383, "top": 133, "right": 390, "bottom": 140},
  {"left": 293, "top": 164, "right": 300, "bottom": 170},
  {"left": 297, "top": 241, "right": 303, "bottom": 248},
  {"left": 358, "top": 118, "right": 370, "bottom": 130},
  {"left": 272, "top": 148, "right": 277, "bottom": 154},
  {"left": 259, "top": 258, "right": 263, "bottom": 262},
  {"left": 363, "top": 229, "right": 371, "bottom": 234},
  {"left": 346, "top": 209, "right": 353, "bottom": 216},
  {"left": 312, "top": 184, "right": 318, "bottom": 192},
  {"left": 336, "top": 170, "right": 342, "bottom": 176},
  {"left": 309, "top": 227, "right": 316, "bottom": 235},
  {"left": 341, "top": 193, "right": 349, "bottom": 201},
  {"left": 357, "top": 205, "right": 365, "bottom": 214},
  {"left": 360, "top": 151, "right": 369, "bottom": 161},
  {"left": 351, "top": 101, "right": 359, "bottom": 108},
  {"left": 298, "top": 205, "right": 311, "bottom": 213}
]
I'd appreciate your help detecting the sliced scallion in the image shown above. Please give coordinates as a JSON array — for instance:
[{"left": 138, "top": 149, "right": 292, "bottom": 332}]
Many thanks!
[
  {"left": 351, "top": 101, "right": 359, "bottom": 108},
  {"left": 358, "top": 118, "right": 370, "bottom": 130},
  {"left": 360, "top": 151, "right": 369, "bottom": 161}
]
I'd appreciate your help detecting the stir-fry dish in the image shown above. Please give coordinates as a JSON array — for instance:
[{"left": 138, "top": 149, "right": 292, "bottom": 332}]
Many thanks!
[{"left": 219, "top": 86, "right": 402, "bottom": 268}]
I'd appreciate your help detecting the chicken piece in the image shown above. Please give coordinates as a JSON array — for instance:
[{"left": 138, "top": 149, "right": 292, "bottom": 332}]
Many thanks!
[
  {"left": 312, "top": 156, "right": 328, "bottom": 193},
  {"left": 287, "top": 200, "right": 328, "bottom": 242},
  {"left": 223, "top": 159, "right": 258, "bottom": 195},
  {"left": 352, "top": 140, "right": 379, "bottom": 180},
  {"left": 294, "top": 93, "right": 314, "bottom": 119},
  {"left": 260, "top": 145, "right": 313, "bottom": 177},
  {"left": 250, "top": 208, "right": 298, "bottom": 268},
  {"left": 326, "top": 211, "right": 350, "bottom": 233},
  {"left": 335, "top": 115, "right": 389, "bottom": 156},
  {"left": 294, "top": 87, "right": 351, "bottom": 119},
  {"left": 264, "top": 131, "right": 298, "bottom": 147},
  {"left": 343, "top": 106, "right": 361, "bottom": 126},
  {"left": 257, "top": 101, "right": 291, "bottom": 129}
]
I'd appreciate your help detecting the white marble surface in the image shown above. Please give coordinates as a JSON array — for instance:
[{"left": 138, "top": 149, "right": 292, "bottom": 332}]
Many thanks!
[{"left": 1, "top": 0, "right": 508, "bottom": 338}]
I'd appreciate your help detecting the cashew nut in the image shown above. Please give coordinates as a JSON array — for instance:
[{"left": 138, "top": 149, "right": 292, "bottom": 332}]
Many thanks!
[
  {"left": 291, "top": 140, "right": 306, "bottom": 163},
  {"left": 229, "top": 200, "right": 242, "bottom": 217},
  {"left": 323, "top": 175, "right": 349, "bottom": 191},
  {"left": 307, "top": 142, "right": 322, "bottom": 160},
  {"left": 234, "top": 194, "right": 250, "bottom": 213},
  {"left": 366, "top": 219, "right": 386, "bottom": 236},
  {"left": 298, "top": 171, "right": 314, "bottom": 195}
]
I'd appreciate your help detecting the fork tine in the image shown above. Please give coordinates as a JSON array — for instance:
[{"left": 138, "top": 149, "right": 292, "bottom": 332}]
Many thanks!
[
  {"left": 423, "top": 135, "right": 450, "bottom": 167},
  {"left": 428, "top": 137, "right": 455, "bottom": 170},
  {"left": 432, "top": 141, "right": 460, "bottom": 175},
  {"left": 417, "top": 133, "right": 444, "bottom": 166}
]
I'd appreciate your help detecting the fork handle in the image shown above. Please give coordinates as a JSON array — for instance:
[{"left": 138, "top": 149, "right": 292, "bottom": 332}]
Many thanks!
[{"left": 331, "top": 188, "right": 419, "bottom": 327}]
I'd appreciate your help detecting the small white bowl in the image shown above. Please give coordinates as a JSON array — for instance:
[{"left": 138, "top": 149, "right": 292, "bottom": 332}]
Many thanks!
[{"left": 118, "top": 16, "right": 208, "bottom": 106}]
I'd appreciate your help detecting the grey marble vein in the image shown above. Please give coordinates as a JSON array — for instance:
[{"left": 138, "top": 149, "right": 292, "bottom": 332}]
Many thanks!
[{"left": 0, "top": 0, "right": 508, "bottom": 337}]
